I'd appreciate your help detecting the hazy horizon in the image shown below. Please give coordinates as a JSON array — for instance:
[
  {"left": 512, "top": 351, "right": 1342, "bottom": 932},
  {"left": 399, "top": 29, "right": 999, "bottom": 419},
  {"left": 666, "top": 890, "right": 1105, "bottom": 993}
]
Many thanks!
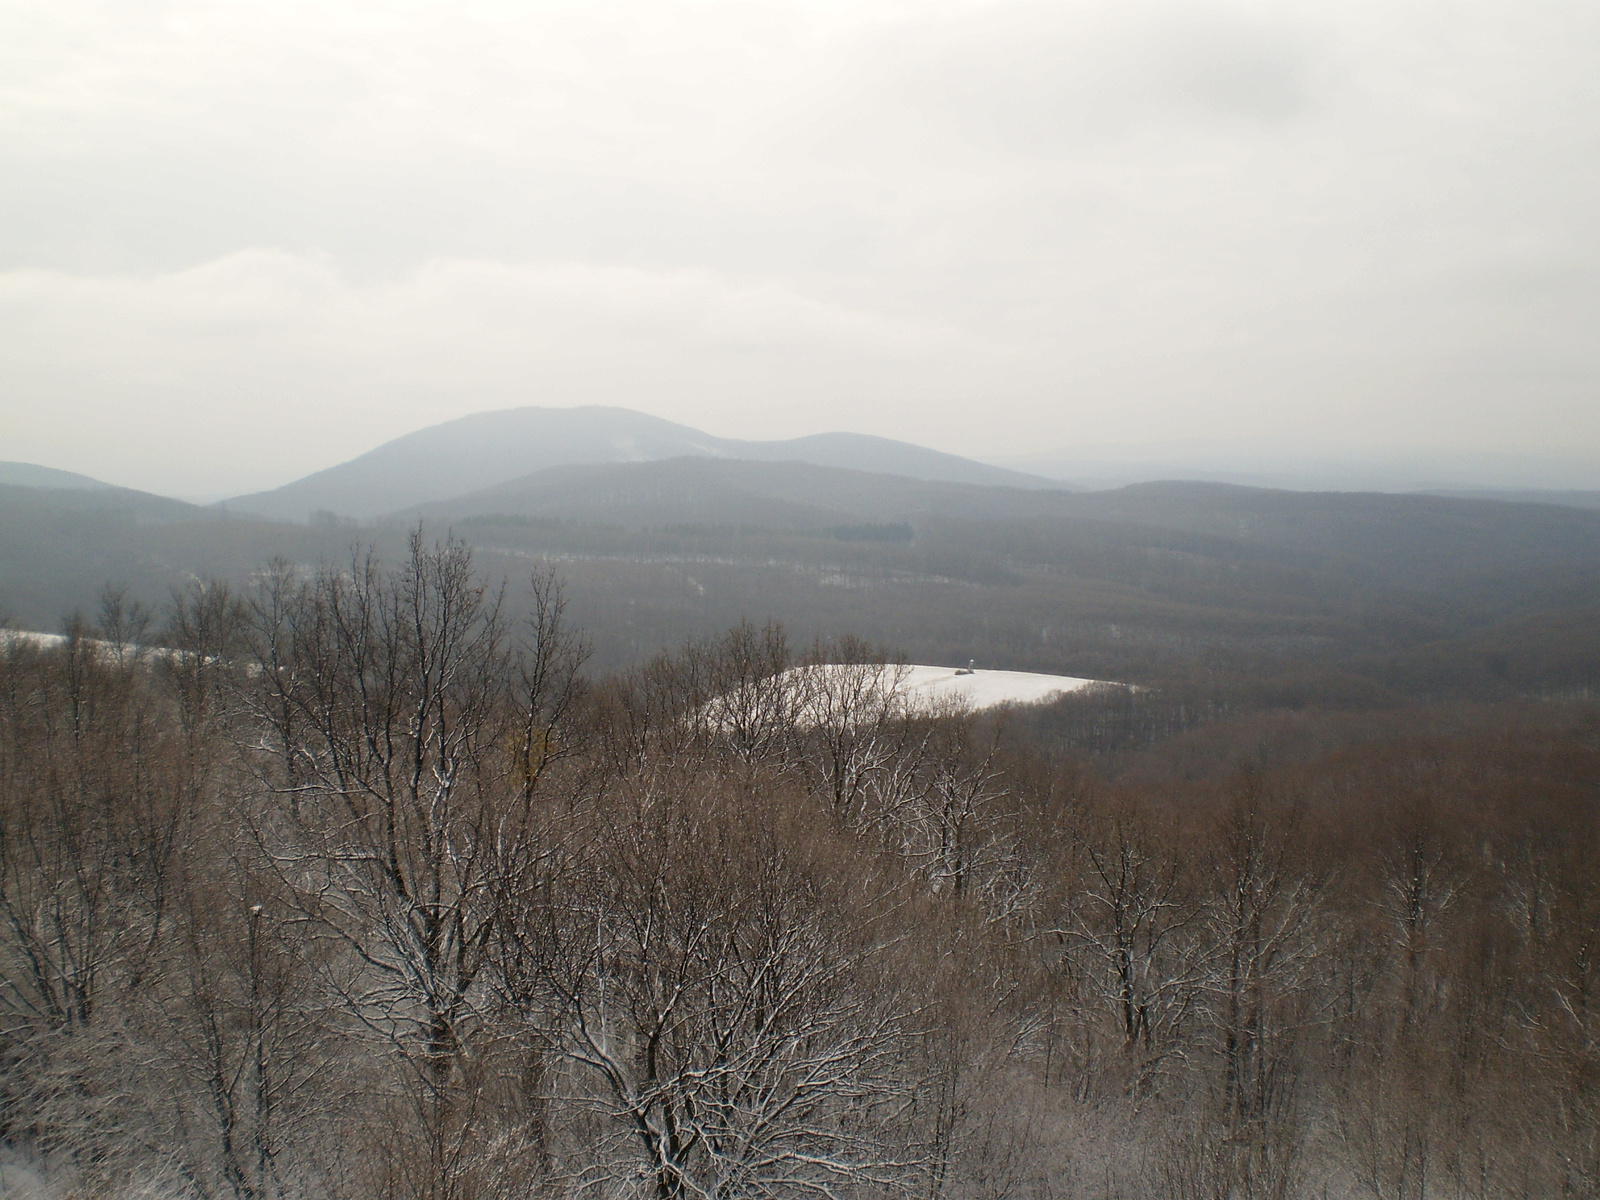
[
  {"left": 4, "top": 0, "right": 1598, "bottom": 497},
  {"left": 16, "top": 399, "right": 1600, "bottom": 505}
]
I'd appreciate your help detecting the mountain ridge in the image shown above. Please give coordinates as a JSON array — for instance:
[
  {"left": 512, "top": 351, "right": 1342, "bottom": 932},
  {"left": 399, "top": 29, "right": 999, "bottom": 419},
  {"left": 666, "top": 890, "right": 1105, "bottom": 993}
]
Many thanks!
[
  {"left": 223, "top": 406, "right": 1063, "bottom": 521},
  {"left": 6, "top": 464, "right": 1599, "bottom": 702},
  {"left": 407, "top": 458, "right": 1600, "bottom": 600},
  {"left": 0, "top": 462, "right": 114, "bottom": 491}
]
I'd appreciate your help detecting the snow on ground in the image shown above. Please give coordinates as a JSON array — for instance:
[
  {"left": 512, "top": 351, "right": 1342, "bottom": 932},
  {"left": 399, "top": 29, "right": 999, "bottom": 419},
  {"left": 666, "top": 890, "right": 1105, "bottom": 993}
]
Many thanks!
[
  {"left": 742, "top": 662, "right": 1112, "bottom": 728},
  {"left": 2, "top": 629, "right": 142, "bottom": 657},
  {"left": 4, "top": 632, "right": 1112, "bottom": 716},
  {"left": 0, "top": 630, "right": 68, "bottom": 650},
  {"left": 892, "top": 664, "right": 1104, "bottom": 712},
  {"left": 1, "top": 629, "right": 192, "bottom": 666}
]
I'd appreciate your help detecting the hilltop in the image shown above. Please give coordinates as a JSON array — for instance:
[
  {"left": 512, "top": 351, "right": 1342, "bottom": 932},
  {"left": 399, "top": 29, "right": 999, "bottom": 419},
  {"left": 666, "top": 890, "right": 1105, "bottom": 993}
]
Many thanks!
[{"left": 224, "top": 406, "right": 1059, "bottom": 521}]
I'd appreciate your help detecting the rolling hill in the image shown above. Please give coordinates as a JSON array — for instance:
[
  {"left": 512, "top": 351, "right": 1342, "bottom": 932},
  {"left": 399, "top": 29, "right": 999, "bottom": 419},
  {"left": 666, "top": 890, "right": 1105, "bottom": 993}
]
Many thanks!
[
  {"left": 0, "top": 462, "right": 114, "bottom": 490},
  {"left": 224, "top": 406, "right": 1059, "bottom": 522},
  {"left": 0, "top": 483, "right": 347, "bottom": 630},
  {"left": 411, "top": 458, "right": 1600, "bottom": 599},
  {"left": 6, "top": 453, "right": 1599, "bottom": 714}
]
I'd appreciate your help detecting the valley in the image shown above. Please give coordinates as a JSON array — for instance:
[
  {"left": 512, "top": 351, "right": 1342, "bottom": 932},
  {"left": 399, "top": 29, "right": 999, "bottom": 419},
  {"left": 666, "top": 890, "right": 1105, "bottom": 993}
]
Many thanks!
[
  {"left": 4, "top": 410, "right": 1597, "bottom": 737},
  {"left": 3, "top": 407, "right": 1598, "bottom": 1198}
]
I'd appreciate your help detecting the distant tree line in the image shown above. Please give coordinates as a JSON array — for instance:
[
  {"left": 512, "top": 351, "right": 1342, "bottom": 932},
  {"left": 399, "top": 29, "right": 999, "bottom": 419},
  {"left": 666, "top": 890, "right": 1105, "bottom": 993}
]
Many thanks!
[{"left": 0, "top": 534, "right": 1596, "bottom": 1199}]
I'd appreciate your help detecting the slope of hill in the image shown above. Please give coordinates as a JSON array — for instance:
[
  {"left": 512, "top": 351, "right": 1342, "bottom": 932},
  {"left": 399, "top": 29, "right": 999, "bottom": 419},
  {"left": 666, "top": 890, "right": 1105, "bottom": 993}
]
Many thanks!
[
  {"left": 397, "top": 461, "right": 1600, "bottom": 694},
  {"left": 0, "top": 483, "right": 350, "bottom": 631},
  {"left": 413, "top": 460, "right": 1600, "bottom": 598},
  {"left": 0, "top": 462, "right": 113, "bottom": 490},
  {"left": 747, "top": 432, "right": 1054, "bottom": 490},
  {"left": 1064, "top": 482, "right": 1600, "bottom": 599},
  {"left": 411, "top": 456, "right": 1070, "bottom": 528},
  {"left": 224, "top": 406, "right": 1057, "bottom": 521},
  {"left": 0, "top": 482, "right": 206, "bottom": 525},
  {"left": 8, "top": 460, "right": 1600, "bottom": 712},
  {"left": 1423, "top": 488, "right": 1600, "bottom": 511}
]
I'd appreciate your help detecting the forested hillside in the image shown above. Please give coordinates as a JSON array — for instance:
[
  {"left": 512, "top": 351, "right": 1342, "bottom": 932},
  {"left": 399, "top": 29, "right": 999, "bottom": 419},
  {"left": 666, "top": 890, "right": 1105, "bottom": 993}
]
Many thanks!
[
  {"left": 6, "top": 470, "right": 1600, "bottom": 745},
  {"left": 0, "top": 536, "right": 1595, "bottom": 1199}
]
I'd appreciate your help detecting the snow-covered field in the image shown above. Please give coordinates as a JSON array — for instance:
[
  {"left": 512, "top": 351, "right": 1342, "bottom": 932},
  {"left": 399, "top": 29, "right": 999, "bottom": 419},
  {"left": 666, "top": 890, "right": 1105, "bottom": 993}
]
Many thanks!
[
  {"left": 0, "top": 629, "right": 195, "bottom": 668},
  {"left": 891, "top": 664, "right": 1104, "bottom": 712},
  {"left": 4, "top": 632, "right": 1111, "bottom": 717},
  {"left": 728, "top": 662, "right": 1112, "bottom": 729},
  {"left": 0, "top": 630, "right": 68, "bottom": 650},
  {"left": 2, "top": 630, "right": 143, "bottom": 657}
]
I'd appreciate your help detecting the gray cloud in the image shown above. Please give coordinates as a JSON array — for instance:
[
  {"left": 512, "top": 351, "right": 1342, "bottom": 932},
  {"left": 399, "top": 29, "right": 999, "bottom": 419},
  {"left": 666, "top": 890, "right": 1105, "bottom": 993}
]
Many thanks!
[{"left": 1, "top": 0, "right": 1596, "bottom": 496}]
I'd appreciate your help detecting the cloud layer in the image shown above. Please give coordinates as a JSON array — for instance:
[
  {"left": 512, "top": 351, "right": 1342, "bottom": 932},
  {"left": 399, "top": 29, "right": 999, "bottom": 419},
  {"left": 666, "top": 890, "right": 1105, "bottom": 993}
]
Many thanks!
[{"left": 3, "top": 0, "right": 1597, "bottom": 494}]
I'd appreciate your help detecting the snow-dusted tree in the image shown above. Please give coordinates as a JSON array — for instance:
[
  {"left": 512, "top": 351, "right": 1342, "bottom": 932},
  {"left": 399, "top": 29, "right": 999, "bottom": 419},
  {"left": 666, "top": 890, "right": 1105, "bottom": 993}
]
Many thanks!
[
  {"left": 1198, "top": 779, "right": 1326, "bottom": 1198},
  {"left": 239, "top": 532, "right": 586, "bottom": 1200},
  {"left": 790, "top": 649, "right": 912, "bottom": 823},
  {"left": 0, "top": 613, "right": 202, "bottom": 1191},
  {"left": 500, "top": 775, "right": 921, "bottom": 1200},
  {"left": 0, "top": 627, "right": 184, "bottom": 1034},
  {"left": 141, "top": 856, "right": 333, "bottom": 1200},
  {"left": 1052, "top": 799, "right": 1205, "bottom": 1094}
]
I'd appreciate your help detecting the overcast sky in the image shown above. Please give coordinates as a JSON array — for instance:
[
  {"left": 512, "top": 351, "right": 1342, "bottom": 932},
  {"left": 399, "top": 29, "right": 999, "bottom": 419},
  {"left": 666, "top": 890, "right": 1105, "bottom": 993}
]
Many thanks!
[{"left": 3, "top": 0, "right": 1598, "bottom": 497}]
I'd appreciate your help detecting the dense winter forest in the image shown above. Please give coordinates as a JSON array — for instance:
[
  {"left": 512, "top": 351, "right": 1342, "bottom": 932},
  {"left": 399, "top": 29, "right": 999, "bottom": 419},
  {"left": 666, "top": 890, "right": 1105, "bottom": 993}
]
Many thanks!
[{"left": 1, "top": 534, "right": 1596, "bottom": 1199}]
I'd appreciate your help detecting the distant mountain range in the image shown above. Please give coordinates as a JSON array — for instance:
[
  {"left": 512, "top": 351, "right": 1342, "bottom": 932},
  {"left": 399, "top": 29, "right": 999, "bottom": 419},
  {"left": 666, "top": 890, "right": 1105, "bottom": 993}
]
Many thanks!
[
  {"left": 0, "top": 480, "right": 204, "bottom": 525},
  {"left": 1424, "top": 488, "right": 1600, "bottom": 511},
  {"left": 0, "top": 481, "right": 229, "bottom": 625},
  {"left": 1001, "top": 443, "right": 1600, "bottom": 493},
  {"left": 413, "top": 457, "right": 1064, "bottom": 528},
  {"left": 4, "top": 448, "right": 1599, "bottom": 701},
  {"left": 222, "top": 406, "right": 1062, "bottom": 522},
  {"left": 413, "top": 459, "right": 1600, "bottom": 592},
  {"left": 14, "top": 408, "right": 1597, "bottom": 525},
  {"left": 4, "top": 406, "right": 1599, "bottom": 687}
]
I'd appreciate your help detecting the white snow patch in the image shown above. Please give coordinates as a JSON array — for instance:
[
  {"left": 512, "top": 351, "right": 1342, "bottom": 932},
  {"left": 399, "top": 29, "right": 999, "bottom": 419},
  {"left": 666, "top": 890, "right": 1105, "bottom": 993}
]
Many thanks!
[
  {"left": 734, "top": 662, "right": 1112, "bottom": 728},
  {"left": 3, "top": 632, "right": 1115, "bottom": 718},
  {"left": 0, "top": 629, "right": 198, "bottom": 668},
  {"left": 891, "top": 664, "right": 1104, "bottom": 712},
  {"left": 1, "top": 629, "right": 141, "bottom": 657}
]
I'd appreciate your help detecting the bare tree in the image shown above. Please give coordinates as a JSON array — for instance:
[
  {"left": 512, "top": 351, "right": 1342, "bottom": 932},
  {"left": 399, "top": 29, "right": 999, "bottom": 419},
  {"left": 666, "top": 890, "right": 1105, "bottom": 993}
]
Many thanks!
[
  {"left": 1199, "top": 779, "right": 1324, "bottom": 1200},
  {"left": 500, "top": 770, "right": 921, "bottom": 1200},
  {"left": 0, "top": 626, "right": 191, "bottom": 1032},
  {"left": 790, "top": 641, "right": 911, "bottom": 823},
  {"left": 238, "top": 531, "right": 584, "bottom": 1200},
  {"left": 0, "top": 622, "right": 196, "bottom": 1191},
  {"left": 1053, "top": 799, "right": 1204, "bottom": 1099},
  {"left": 141, "top": 855, "right": 334, "bottom": 1200}
]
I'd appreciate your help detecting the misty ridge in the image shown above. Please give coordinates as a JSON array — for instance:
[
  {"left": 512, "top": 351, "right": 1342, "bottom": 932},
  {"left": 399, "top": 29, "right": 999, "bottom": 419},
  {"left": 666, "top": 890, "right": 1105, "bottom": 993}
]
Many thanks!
[
  {"left": 5, "top": 405, "right": 1600, "bottom": 691},
  {"left": 0, "top": 404, "right": 1598, "bottom": 1200}
]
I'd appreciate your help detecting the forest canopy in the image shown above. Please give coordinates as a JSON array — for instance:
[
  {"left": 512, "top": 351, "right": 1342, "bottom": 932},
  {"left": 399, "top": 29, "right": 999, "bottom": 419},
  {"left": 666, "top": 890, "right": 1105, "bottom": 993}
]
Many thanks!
[{"left": 0, "top": 534, "right": 1595, "bottom": 1199}]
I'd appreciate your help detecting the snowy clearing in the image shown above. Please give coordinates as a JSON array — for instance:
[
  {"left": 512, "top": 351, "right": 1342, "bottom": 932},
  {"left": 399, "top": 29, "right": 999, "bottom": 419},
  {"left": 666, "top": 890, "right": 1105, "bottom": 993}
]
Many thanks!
[
  {"left": 2, "top": 630, "right": 144, "bottom": 658},
  {"left": 3, "top": 632, "right": 1115, "bottom": 717},
  {"left": 721, "top": 662, "right": 1115, "bottom": 729},
  {"left": 891, "top": 664, "right": 1106, "bottom": 712}
]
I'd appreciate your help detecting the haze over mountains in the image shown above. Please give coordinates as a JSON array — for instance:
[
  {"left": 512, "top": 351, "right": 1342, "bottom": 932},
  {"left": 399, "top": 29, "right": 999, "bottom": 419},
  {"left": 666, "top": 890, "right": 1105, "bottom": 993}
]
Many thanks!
[
  {"left": 13, "top": 405, "right": 1597, "bottom": 520},
  {"left": 0, "top": 462, "right": 114, "bottom": 491},
  {"left": 214, "top": 404, "right": 1600, "bottom": 530},
  {"left": 410, "top": 456, "right": 1600, "bottom": 588},
  {"left": 1, "top": 401, "right": 1597, "bottom": 705},
  {"left": 223, "top": 406, "right": 1059, "bottom": 522},
  {"left": 5, "top": 458, "right": 1595, "bottom": 690},
  {"left": 1001, "top": 444, "right": 1600, "bottom": 494}
]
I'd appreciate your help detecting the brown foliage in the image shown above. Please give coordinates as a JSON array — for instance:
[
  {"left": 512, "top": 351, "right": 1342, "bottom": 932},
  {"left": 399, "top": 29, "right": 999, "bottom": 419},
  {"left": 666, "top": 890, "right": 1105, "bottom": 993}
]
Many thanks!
[{"left": 0, "top": 542, "right": 1596, "bottom": 1199}]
